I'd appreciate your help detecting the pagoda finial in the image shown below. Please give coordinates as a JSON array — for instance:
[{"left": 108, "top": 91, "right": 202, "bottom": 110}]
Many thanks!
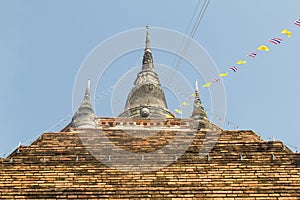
[
  {"left": 195, "top": 80, "right": 200, "bottom": 103},
  {"left": 85, "top": 79, "right": 91, "bottom": 97},
  {"left": 142, "top": 25, "right": 154, "bottom": 70},
  {"left": 191, "top": 80, "right": 208, "bottom": 120},
  {"left": 145, "top": 24, "right": 151, "bottom": 51},
  {"left": 71, "top": 79, "right": 96, "bottom": 129}
]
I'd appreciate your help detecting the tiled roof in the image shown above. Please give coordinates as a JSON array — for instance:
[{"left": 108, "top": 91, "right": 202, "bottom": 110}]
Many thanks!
[{"left": 0, "top": 119, "right": 299, "bottom": 199}]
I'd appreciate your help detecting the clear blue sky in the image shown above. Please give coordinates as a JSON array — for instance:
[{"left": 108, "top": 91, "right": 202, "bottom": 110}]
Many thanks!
[{"left": 1, "top": 0, "right": 300, "bottom": 155}]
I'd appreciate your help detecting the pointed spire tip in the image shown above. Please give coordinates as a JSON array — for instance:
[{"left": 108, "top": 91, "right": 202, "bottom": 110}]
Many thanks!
[
  {"left": 85, "top": 79, "right": 91, "bottom": 97},
  {"left": 145, "top": 24, "right": 151, "bottom": 50},
  {"left": 194, "top": 79, "right": 200, "bottom": 102},
  {"left": 195, "top": 80, "right": 199, "bottom": 91}
]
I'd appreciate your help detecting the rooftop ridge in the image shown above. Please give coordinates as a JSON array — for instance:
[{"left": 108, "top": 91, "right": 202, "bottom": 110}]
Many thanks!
[{"left": 5, "top": 129, "right": 298, "bottom": 160}]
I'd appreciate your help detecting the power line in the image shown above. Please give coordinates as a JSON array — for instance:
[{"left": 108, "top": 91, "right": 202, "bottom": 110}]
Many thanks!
[
  {"left": 170, "top": 0, "right": 203, "bottom": 70},
  {"left": 168, "top": 0, "right": 211, "bottom": 84}
]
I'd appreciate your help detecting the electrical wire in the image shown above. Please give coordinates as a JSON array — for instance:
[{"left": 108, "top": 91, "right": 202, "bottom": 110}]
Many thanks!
[{"left": 168, "top": 0, "right": 211, "bottom": 84}]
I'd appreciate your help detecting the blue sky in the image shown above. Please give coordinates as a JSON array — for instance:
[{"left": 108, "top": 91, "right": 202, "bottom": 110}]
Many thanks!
[{"left": 1, "top": 0, "right": 300, "bottom": 155}]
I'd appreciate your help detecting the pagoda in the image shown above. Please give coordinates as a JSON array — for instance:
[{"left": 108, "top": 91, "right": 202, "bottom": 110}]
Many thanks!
[{"left": 0, "top": 26, "right": 299, "bottom": 199}]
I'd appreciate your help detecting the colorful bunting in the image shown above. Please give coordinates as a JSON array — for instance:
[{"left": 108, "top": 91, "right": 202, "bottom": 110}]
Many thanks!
[
  {"left": 281, "top": 29, "right": 292, "bottom": 37},
  {"left": 177, "top": 16, "right": 297, "bottom": 113},
  {"left": 236, "top": 60, "right": 247, "bottom": 65},
  {"left": 257, "top": 45, "right": 269, "bottom": 51},
  {"left": 197, "top": 18, "right": 298, "bottom": 91},
  {"left": 269, "top": 38, "right": 282, "bottom": 45}
]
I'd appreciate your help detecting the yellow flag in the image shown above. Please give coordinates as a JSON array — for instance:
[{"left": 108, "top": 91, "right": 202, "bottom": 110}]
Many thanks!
[
  {"left": 281, "top": 29, "right": 292, "bottom": 38},
  {"left": 202, "top": 82, "right": 211, "bottom": 88},
  {"left": 219, "top": 72, "right": 229, "bottom": 77},
  {"left": 191, "top": 93, "right": 196, "bottom": 97},
  {"left": 257, "top": 45, "right": 269, "bottom": 51},
  {"left": 167, "top": 114, "right": 174, "bottom": 118},
  {"left": 236, "top": 60, "right": 247, "bottom": 65},
  {"left": 182, "top": 101, "right": 189, "bottom": 106},
  {"left": 175, "top": 109, "right": 182, "bottom": 114}
]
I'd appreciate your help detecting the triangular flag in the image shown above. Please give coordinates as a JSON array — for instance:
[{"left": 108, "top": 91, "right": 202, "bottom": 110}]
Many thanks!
[
  {"left": 211, "top": 78, "right": 221, "bottom": 82},
  {"left": 248, "top": 52, "right": 258, "bottom": 58},
  {"left": 191, "top": 93, "right": 196, "bottom": 97},
  {"left": 175, "top": 109, "right": 182, "bottom": 114},
  {"left": 281, "top": 29, "right": 292, "bottom": 38},
  {"left": 295, "top": 18, "right": 300, "bottom": 26},
  {"left": 229, "top": 66, "right": 238, "bottom": 72},
  {"left": 269, "top": 38, "right": 282, "bottom": 45},
  {"left": 202, "top": 82, "right": 211, "bottom": 88},
  {"left": 167, "top": 115, "right": 174, "bottom": 118},
  {"left": 236, "top": 60, "right": 247, "bottom": 65},
  {"left": 219, "top": 72, "right": 229, "bottom": 77},
  {"left": 182, "top": 101, "right": 189, "bottom": 106},
  {"left": 257, "top": 45, "right": 269, "bottom": 51}
]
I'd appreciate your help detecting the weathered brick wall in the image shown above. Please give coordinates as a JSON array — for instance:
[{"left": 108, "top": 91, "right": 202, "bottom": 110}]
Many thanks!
[{"left": 0, "top": 122, "right": 299, "bottom": 199}]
